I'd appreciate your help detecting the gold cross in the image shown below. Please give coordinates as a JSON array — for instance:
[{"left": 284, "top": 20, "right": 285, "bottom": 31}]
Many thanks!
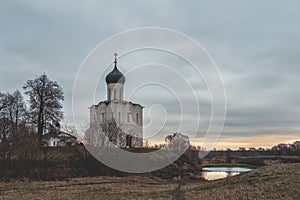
[{"left": 114, "top": 52, "right": 118, "bottom": 64}]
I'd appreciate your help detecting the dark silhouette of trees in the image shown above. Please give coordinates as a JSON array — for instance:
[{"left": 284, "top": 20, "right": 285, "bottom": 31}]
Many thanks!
[
  {"left": 23, "top": 74, "right": 64, "bottom": 146},
  {"left": 271, "top": 141, "right": 300, "bottom": 156},
  {"left": 0, "top": 90, "right": 26, "bottom": 143},
  {"left": 0, "top": 92, "right": 4, "bottom": 111},
  {"left": 0, "top": 75, "right": 67, "bottom": 180},
  {"left": 8, "top": 90, "right": 26, "bottom": 129},
  {"left": 0, "top": 117, "right": 10, "bottom": 143},
  {"left": 0, "top": 92, "right": 9, "bottom": 143}
]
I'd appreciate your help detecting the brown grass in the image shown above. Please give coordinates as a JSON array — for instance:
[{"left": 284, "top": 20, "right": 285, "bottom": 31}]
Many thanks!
[{"left": 0, "top": 163, "right": 299, "bottom": 200}]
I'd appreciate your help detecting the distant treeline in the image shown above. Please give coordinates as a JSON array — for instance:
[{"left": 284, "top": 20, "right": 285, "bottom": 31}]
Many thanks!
[
  {"left": 146, "top": 140, "right": 300, "bottom": 157},
  {"left": 205, "top": 141, "right": 300, "bottom": 157}
]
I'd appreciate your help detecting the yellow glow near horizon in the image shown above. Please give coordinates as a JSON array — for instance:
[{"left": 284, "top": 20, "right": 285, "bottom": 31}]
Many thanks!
[
  {"left": 191, "top": 133, "right": 300, "bottom": 150},
  {"left": 146, "top": 132, "right": 300, "bottom": 150}
]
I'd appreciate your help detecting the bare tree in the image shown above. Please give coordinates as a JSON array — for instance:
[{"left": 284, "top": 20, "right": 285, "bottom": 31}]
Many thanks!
[
  {"left": 0, "top": 90, "right": 26, "bottom": 142},
  {"left": 0, "top": 92, "right": 4, "bottom": 111},
  {"left": 0, "top": 117, "right": 10, "bottom": 143},
  {"left": 86, "top": 119, "right": 126, "bottom": 148},
  {"left": 101, "top": 120, "right": 120, "bottom": 145},
  {"left": 0, "top": 92, "right": 8, "bottom": 142},
  {"left": 23, "top": 74, "right": 64, "bottom": 145},
  {"left": 60, "top": 121, "right": 81, "bottom": 137},
  {"left": 3, "top": 91, "right": 26, "bottom": 129}
]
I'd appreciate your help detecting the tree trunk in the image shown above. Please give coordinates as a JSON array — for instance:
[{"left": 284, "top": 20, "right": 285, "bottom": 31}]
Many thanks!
[{"left": 37, "top": 103, "right": 44, "bottom": 147}]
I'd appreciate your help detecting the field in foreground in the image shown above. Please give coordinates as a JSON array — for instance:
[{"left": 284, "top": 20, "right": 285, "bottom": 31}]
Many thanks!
[{"left": 0, "top": 163, "right": 299, "bottom": 200}]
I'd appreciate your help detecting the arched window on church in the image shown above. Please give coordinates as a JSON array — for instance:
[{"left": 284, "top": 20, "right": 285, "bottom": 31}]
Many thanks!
[
  {"left": 127, "top": 113, "right": 130, "bottom": 123},
  {"left": 136, "top": 113, "right": 139, "bottom": 125},
  {"left": 108, "top": 89, "right": 111, "bottom": 100},
  {"left": 101, "top": 113, "right": 105, "bottom": 123},
  {"left": 114, "top": 89, "right": 116, "bottom": 100},
  {"left": 119, "top": 89, "right": 122, "bottom": 100},
  {"left": 118, "top": 112, "right": 121, "bottom": 123}
]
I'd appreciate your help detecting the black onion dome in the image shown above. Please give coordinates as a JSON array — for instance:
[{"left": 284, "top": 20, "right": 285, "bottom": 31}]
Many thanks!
[{"left": 105, "top": 65, "right": 125, "bottom": 84}]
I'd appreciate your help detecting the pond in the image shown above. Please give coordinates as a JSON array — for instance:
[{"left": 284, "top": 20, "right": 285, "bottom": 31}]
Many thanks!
[{"left": 201, "top": 167, "right": 251, "bottom": 181}]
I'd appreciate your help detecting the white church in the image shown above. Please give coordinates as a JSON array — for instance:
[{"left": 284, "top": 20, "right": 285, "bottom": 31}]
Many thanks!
[{"left": 88, "top": 53, "right": 144, "bottom": 148}]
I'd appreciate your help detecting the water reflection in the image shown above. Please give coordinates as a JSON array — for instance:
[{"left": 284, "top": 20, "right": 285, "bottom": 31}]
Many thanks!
[{"left": 201, "top": 167, "right": 251, "bottom": 181}]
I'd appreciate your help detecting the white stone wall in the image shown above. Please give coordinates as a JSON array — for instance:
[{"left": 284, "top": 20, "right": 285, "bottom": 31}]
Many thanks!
[{"left": 89, "top": 101, "right": 143, "bottom": 147}]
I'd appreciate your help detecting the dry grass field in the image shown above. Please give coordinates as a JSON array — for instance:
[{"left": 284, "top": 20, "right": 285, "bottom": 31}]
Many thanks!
[{"left": 0, "top": 163, "right": 299, "bottom": 200}]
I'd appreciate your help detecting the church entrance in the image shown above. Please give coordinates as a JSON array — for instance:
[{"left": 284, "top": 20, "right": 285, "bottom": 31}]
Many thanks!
[{"left": 126, "top": 135, "right": 133, "bottom": 148}]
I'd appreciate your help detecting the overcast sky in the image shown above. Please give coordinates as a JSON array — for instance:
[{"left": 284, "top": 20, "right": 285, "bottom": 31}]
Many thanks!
[{"left": 1, "top": 0, "right": 299, "bottom": 149}]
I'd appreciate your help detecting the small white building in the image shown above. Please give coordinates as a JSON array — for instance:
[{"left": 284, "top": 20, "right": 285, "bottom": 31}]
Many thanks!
[
  {"left": 87, "top": 53, "right": 144, "bottom": 148},
  {"left": 42, "top": 131, "right": 77, "bottom": 147}
]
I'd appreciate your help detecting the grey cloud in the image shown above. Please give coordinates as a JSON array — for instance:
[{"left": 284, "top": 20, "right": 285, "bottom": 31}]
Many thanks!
[{"left": 0, "top": 0, "right": 299, "bottom": 142}]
